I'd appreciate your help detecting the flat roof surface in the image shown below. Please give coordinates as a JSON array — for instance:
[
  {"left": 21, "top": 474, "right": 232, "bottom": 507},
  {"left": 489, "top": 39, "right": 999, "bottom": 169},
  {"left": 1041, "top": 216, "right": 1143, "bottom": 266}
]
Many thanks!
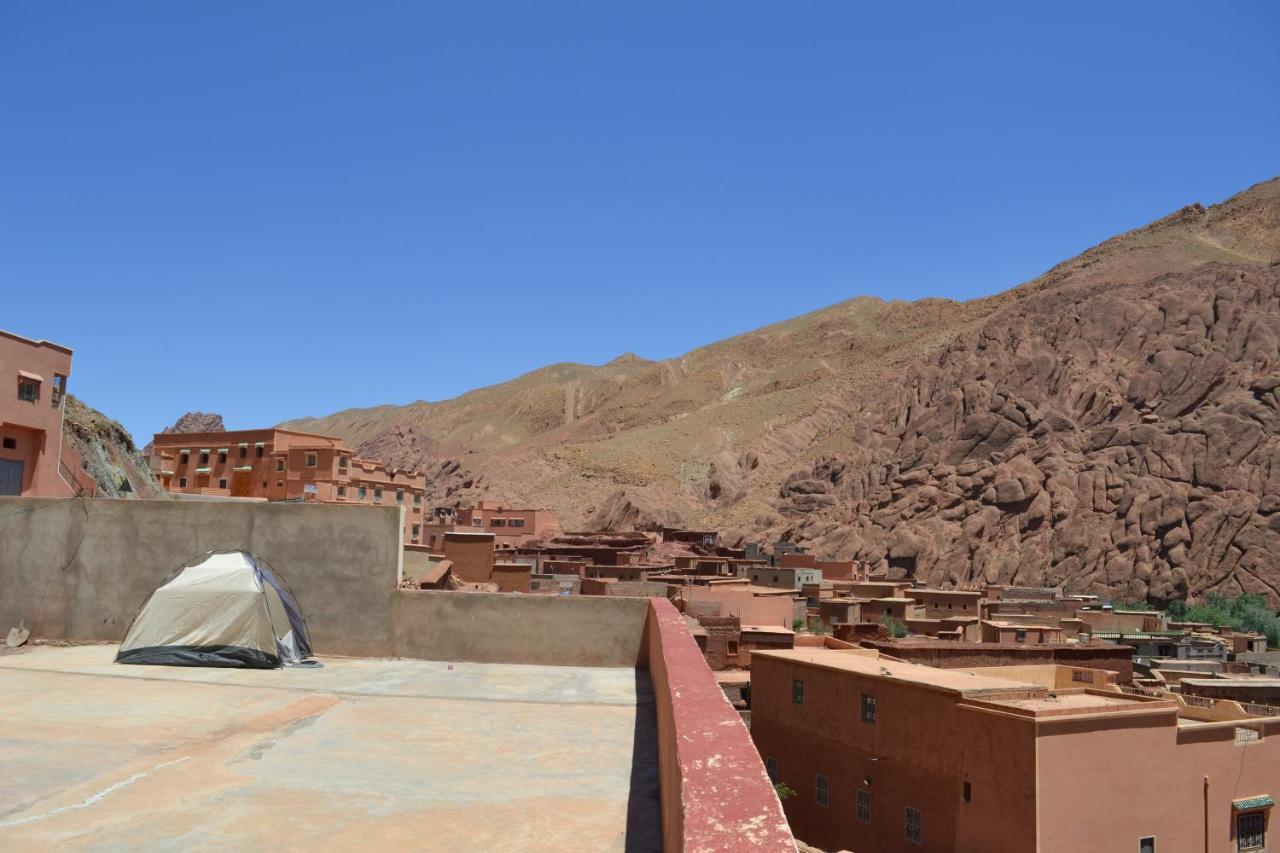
[
  {"left": 0, "top": 646, "right": 659, "bottom": 851},
  {"left": 754, "top": 648, "right": 1039, "bottom": 694},
  {"left": 985, "top": 691, "right": 1150, "bottom": 713}
]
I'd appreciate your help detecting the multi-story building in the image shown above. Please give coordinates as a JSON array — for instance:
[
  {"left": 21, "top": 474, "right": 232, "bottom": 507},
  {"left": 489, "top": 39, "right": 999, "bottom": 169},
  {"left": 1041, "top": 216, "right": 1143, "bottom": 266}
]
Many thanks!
[
  {"left": 0, "top": 329, "right": 88, "bottom": 497},
  {"left": 752, "top": 646, "right": 1279, "bottom": 852},
  {"left": 421, "top": 500, "right": 560, "bottom": 550},
  {"left": 149, "top": 428, "right": 427, "bottom": 544}
]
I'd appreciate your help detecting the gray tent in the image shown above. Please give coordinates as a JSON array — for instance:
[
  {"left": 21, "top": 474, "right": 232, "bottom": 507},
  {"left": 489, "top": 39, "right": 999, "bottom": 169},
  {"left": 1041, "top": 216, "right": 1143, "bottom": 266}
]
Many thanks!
[{"left": 116, "top": 550, "right": 313, "bottom": 669}]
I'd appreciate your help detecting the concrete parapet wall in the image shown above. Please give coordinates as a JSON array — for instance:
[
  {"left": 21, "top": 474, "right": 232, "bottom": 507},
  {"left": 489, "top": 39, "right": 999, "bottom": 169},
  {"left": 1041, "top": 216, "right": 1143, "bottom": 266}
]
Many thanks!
[
  {"left": 392, "top": 590, "right": 651, "bottom": 667},
  {"left": 0, "top": 497, "right": 402, "bottom": 657}
]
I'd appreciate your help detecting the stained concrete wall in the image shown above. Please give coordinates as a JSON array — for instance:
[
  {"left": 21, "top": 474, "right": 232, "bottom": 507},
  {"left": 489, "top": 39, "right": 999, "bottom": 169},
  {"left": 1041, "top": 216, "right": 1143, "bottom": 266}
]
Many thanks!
[
  {"left": 392, "top": 590, "right": 651, "bottom": 667},
  {"left": 0, "top": 497, "right": 403, "bottom": 657}
]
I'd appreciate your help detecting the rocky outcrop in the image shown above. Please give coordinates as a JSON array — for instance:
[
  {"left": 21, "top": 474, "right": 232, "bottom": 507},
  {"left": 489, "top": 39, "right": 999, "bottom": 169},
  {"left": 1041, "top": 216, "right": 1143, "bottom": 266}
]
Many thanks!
[
  {"left": 773, "top": 260, "right": 1280, "bottom": 605},
  {"left": 62, "top": 396, "right": 164, "bottom": 499}
]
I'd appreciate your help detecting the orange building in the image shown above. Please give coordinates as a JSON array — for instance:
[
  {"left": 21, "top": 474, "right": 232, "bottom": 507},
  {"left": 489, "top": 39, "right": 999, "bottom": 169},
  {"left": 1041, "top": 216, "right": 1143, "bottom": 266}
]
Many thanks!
[
  {"left": 422, "top": 500, "right": 560, "bottom": 550},
  {"left": 0, "top": 329, "right": 89, "bottom": 497},
  {"left": 149, "top": 428, "right": 427, "bottom": 544},
  {"left": 752, "top": 646, "right": 1279, "bottom": 852}
]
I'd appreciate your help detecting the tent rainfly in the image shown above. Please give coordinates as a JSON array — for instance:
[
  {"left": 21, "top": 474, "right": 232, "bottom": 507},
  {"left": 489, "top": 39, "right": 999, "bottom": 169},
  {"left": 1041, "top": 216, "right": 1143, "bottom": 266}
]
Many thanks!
[{"left": 116, "top": 550, "right": 313, "bottom": 669}]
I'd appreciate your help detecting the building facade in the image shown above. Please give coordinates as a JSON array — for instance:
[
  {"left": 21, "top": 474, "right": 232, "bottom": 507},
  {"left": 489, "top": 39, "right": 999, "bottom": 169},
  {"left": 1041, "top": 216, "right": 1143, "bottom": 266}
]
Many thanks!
[
  {"left": 422, "top": 500, "right": 560, "bottom": 550},
  {"left": 0, "top": 330, "right": 82, "bottom": 497},
  {"left": 150, "top": 428, "right": 426, "bottom": 544}
]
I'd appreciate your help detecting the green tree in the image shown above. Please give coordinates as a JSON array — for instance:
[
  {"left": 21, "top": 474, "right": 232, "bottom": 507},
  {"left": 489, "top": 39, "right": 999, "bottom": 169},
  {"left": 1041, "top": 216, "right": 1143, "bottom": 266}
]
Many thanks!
[{"left": 881, "top": 614, "right": 908, "bottom": 638}]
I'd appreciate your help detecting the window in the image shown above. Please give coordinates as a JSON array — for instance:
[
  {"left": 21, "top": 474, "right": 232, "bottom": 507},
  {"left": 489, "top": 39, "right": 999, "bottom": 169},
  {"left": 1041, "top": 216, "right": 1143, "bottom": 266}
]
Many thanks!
[
  {"left": 338, "top": 456, "right": 348, "bottom": 472},
  {"left": 1238, "top": 812, "right": 1265, "bottom": 850},
  {"left": 358, "top": 486, "right": 367, "bottom": 500},
  {"left": 472, "top": 517, "right": 484, "bottom": 527},
  {"left": 412, "top": 524, "right": 421, "bottom": 539},
  {"left": 792, "top": 679, "right": 805, "bottom": 705},
  {"left": 857, "top": 790, "right": 871, "bottom": 823},
  {"left": 396, "top": 489, "right": 404, "bottom": 504},
  {"left": 51, "top": 373, "right": 66, "bottom": 406},
  {"left": 178, "top": 477, "right": 187, "bottom": 488},
  {"left": 199, "top": 452, "right": 209, "bottom": 464},
  {"left": 337, "top": 486, "right": 346, "bottom": 498},
  {"left": 374, "top": 488, "right": 383, "bottom": 502},
  {"left": 1015, "top": 629, "right": 1027, "bottom": 643},
  {"left": 218, "top": 478, "right": 228, "bottom": 489},
  {"left": 413, "top": 493, "right": 421, "bottom": 506},
  {"left": 239, "top": 446, "right": 247, "bottom": 458},
  {"left": 305, "top": 453, "right": 317, "bottom": 467},
  {"left": 726, "top": 640, "right": 739, "bottom": 655},
  {"left": 276, "top": 480, "right": 283, "bottom": 488},
  {"left": 2, "top": 437, "right": 14, "bottom": 450},
  {"left": 276, "top": 459, "right": 285, "bottom": 472},
  {"left": 815, "top": 774, "right": 829, "bottom": 807},
  {"left": 764, "top": 757, "right": 778, "bottom": 783},
  {"left": 509, "top": 518, "right": 525, "bottom": 527},
  {"left": 17, "top": 378, "right": 39, "bottom": 403},
  {"left": 906, "top": 807, "right": 923, "bottom": 845},
  {"left": 256, "top": 445, "right": 264, "bottom": 458},
  {"left": 962, "top": 781, "right": 972, "bottom": 803},
  {"left": 218, "top": 451, "right": 227, "bottom": 464},
  {"left": 1140, "top": 838, "right": 1156, "bottom": 853},
  {"left": 492, "top": 518, "right": 507, "bottom": 527},
  {"left": 179, "top": 452, "right": 189, "bottom": 465},
  {"left": 861, "top": 693, "right": 877, "bottom": 724}
]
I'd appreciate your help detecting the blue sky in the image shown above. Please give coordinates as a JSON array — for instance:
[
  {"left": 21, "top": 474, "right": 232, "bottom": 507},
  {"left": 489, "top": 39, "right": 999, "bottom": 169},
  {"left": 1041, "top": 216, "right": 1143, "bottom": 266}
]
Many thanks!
[{"left": 2, "top": 3, "right": 1277, "bottom": 442}]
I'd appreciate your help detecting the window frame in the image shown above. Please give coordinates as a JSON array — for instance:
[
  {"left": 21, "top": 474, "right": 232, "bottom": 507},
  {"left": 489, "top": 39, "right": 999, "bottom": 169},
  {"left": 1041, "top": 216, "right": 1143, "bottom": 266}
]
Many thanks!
[
  {"left": 905, "top": 806, "right": 923, "bottom": 846},
  {"left": 856, "top": 789, "right": 872, "bottom": 824},
  {"left": 305, "top": 453, "right": 318, "bottom": 468},
  {"left": 276, "top": 458, "right": 286, "bottom": 472},
  {"left": 861, "top": 692, "right": 877, "bottom": 724},
  {"left": 815, "top": 773, "right": 829, "bottom": 807},
  {"left": 1238, "top": 811, "right": 1266, "bottom": 851},
  {"left": 764, "top": 757, "right": 778, "bottom": 783},
  {"left": 218, "top": 478, "right": 228, "bottom": 489},
  {"left": 17, "top": 378, "right": 40, "bottom": 403},
  {"left": 1139, "top": 837, "right": 1156, "bottom": 853},
  {"left": 792, "top": 678, "right": 805, "bottom": 705}
]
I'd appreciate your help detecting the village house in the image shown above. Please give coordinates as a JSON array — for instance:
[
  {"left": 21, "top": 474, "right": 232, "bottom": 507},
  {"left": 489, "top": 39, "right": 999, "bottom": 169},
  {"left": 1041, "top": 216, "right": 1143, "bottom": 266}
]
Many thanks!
[
  {"left": 0, "top": 329, "right": 93, "bottom": 497},
  {"left": 752, "top": 646, "right": 1278, "bottom": 852},
  {"left": 422, "top": 500, "right": 561, "bottom": 550}
]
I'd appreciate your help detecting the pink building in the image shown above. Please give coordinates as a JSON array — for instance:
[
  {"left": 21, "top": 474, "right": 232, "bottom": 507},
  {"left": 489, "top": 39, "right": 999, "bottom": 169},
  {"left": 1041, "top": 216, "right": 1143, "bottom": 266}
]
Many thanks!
[
  {"left": 422, "top": 500, "right": 561, "bottom": 550},
  {"left": 0, "top": 330, "right": 83, "bottom": 497}
]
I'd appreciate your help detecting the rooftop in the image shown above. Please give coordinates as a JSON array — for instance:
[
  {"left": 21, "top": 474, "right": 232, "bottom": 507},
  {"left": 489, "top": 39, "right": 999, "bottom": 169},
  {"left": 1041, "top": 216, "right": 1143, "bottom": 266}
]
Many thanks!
[
  {"left": 753, "top": 648, "right": 1040, "bottom": 696},
  {"left": 0, "top": 645, "right": 660, "bottom": 851}
]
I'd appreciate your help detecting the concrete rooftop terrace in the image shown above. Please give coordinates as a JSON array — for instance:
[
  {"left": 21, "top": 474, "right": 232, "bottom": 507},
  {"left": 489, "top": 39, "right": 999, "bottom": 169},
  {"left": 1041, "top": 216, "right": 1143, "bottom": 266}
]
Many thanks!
[{"left": 0, "top": 645, "right": 660, "bottom": 851}]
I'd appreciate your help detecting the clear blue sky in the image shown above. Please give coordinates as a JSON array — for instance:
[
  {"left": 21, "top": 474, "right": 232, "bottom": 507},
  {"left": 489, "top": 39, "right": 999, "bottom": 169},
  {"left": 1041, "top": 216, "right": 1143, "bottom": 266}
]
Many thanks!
[{"left": 2, "top": 3, "right": 1277, "bottom": 442}]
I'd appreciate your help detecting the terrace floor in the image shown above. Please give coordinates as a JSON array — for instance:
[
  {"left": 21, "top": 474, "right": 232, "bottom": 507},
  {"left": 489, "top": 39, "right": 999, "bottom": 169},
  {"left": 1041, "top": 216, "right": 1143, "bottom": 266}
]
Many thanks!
[{"left": 0, "top": 645, "right": 660, "bottom": 851}]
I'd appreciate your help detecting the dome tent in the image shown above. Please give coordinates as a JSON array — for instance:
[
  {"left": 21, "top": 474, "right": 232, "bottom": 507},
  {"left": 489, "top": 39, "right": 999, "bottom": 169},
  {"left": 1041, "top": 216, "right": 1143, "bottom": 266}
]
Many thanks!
[{"left": 116, "top": 550, "right": 313, "bottom": 669}]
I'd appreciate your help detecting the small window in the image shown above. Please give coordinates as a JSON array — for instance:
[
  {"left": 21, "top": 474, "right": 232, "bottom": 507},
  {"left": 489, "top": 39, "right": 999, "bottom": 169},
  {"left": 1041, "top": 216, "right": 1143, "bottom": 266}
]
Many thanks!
[
  {"left": 861, "top": 693, "right": 877, "bottom": 724},
  {"left": 792, "top": 679, "right": 805, "bottom": 705},
  {"left": 276, "top": 480, "right": 283, "bottom": 488},
  {"left": 276, "top": 459, "right": 285, "bottom": 472},
  {"left": 358, "top": 486, "right": 367, "bottom": 500},
  {"left": 17, "top": 378, "right": 39, "bottom": 403},
  {"left": 492, "top": 518, "right": 506, "bottom": 527},
  {"left": 815, "top": 774, "right": 829, "bottom": 807},
  {"left": 179, "top": 452, "right": 189, "bottom": 465},
  {"left": 857, "top": 789, "right": 871, "bottom": 823},
  {"left": 255, "top": 445, "right": 264, "bottom": 458},
  {"left": 178, "top": 477, "right": 187, "bottom": 488},
  {"left": 218, "top": 451, "right": 227, "bottom": 464},
  {"left": 338, "top": 456, "right": 348, "bottom": 471},
  {"left": 374, "top": 488, "right": 383, "bottom": 502},
  {"left": 472, "top": 517, "right": 484, "bottom": 527},
  {"left": 1015, "top": 629, "right": 1027, "bottom": 643},
  {"left": 726, "top": 640, "right": 739, "bottom": 655},
  {"left": 764, "top": 757, "right": 778, "bottom": 783},
  {"left": 218, "top": 478, "right": 228, "bottom": 489},
  {"left": 305, "top": 453, "right": 317, "bottom": 467},
  {"left": 413, "top": 493, "right": 421, "bottom": 506},
  {"left": 962, "top": 781, "right": 972, "bottom": 803},
  {"left": 906, "top": 807, "right": 923, "bottom": 845},
  {"left": 337, "top": 486, "right": 346, "bottom": 498},
  {"left": 1140, "top": 838, "right": 1155, "bottom": 853},
  {"left": 1, "top": 437, "right": 15, "bottom": 450},
  {"left": 51, "top": 373, "right": 66, "bottom": 406},
  {"left": 1238, "top": 812, "right": 1265, "bottom": 850},
  {"left": 412, "top": 524, "right": 421, "bottom": 538},
  {"left": 239, "top": 446, "right": 247, "bottom": 458},
  {"left": 396, "top": 489, "right": 404, "bottom": 504},
  {"left": 509, "top": 518, "right": 525, "bottom": 527}
]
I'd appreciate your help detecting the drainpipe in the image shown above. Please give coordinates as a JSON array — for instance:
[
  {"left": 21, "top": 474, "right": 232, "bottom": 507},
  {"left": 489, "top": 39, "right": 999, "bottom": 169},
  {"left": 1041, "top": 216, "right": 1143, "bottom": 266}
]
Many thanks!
[{"left": 1203, "top": 775, "right": 1210, "bottom": 853}]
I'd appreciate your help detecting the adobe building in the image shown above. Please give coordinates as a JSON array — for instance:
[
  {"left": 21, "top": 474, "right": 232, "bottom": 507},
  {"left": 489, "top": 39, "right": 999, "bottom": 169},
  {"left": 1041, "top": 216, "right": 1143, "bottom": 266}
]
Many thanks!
[
  {"left": 860, "top": 637, "right": 1136, "bottom": 683},
  {"left": 779, "top": 551, "right": 867, "bottom": 582},
  {"left": 980, "top": 619, "right": 1065, "bottom": 645},
  {"left": 149, "top": 427, "right": 427, "bottom": 544},
  {"left": 752, "top": 646, "right": 1280, "bottom": 852},
  {"left": 442, "top": 530, "right": 497, "bottom": 585},
  {"left": 677, "top": 582, "right": 798, "bottom": 630},
  {"left": 423, "top": 500, "right": 561, "bottom": 550},
  {"left": 0, "top": 329, "right": 86, "bottom": 497}
]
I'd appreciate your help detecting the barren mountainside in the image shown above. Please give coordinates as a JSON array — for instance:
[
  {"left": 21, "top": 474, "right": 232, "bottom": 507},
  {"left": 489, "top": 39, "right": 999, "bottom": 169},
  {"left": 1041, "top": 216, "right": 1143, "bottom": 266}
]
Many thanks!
[{"left": 284, "top": 178, "right": 1280, "bottom": 604}]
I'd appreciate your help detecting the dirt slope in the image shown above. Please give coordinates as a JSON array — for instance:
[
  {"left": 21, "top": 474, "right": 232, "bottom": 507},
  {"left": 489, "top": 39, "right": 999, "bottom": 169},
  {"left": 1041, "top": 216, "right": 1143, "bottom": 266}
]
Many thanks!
[{"left": 285, "top": 177, "right": 1280, "bottom": 603}]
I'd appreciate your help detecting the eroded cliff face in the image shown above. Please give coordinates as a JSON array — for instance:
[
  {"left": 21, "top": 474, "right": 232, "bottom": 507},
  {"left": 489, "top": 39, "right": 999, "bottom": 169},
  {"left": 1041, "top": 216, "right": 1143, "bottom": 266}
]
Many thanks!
[{"left": 774, "top": 260, "right": 1280, "bottom": 603}]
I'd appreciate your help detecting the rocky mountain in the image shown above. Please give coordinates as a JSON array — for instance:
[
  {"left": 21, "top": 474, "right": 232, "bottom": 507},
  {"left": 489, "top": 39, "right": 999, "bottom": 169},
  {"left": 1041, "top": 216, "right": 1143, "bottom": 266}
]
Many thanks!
[
  {"left": 62, "top": 396, "right": 164, "bottom": 499},
  {"left": 284, "top": 177, "right": 1280, "bottom": 604}
]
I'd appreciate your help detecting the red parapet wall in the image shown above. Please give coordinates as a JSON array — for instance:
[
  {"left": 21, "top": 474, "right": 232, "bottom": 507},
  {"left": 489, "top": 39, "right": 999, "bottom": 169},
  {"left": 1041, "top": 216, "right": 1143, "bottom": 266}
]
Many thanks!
[{"left": 646, "top": 598, "right": 794, "bottom": 852}]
